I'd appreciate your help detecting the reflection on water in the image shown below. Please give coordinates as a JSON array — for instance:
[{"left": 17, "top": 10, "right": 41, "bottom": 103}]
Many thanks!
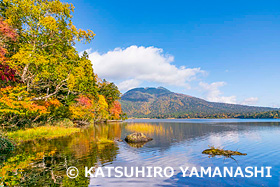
[
  {"left": 1, "top": 120, "right": 280, "bottom": 186},
  {"left": 0, "top": 124, "right": 121, "bottom": 186}
]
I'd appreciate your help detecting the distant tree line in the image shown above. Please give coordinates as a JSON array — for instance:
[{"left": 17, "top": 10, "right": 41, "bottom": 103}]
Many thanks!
[{"left": 131, "top": 110, "right": 280, "bottom": 119}]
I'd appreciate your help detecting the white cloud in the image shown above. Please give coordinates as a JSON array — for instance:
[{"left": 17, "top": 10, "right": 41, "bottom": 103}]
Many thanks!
[
  {"left": 199, "top": 81, "right": 237, "bottom": 104},
  {"left": 88, "top": 45, "right": 205, "bottom": 91},
  {"left": 241, "top": 97, "right": 259, "bottom": 105},
  {"left": 117, "top": 79, "right": 141, "bottom": 92},
  {"left": 199, "top": 81, "right": 260, "bottom": 105},
  {"left": 85, "top": 45, "right": 260, "bottom": 105}
]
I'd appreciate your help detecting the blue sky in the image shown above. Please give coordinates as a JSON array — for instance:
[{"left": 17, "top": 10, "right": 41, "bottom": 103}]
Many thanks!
[{"left": 67, "top": 0, "right": 280, "bottom": 107}]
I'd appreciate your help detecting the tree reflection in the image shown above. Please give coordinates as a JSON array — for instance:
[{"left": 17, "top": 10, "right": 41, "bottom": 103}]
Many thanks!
[{"left": 0, "top": 123, "right": 123, "bottom": 186}]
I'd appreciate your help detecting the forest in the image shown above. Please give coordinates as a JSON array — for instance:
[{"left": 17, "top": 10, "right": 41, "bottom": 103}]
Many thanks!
[
  {"left": 0, "top": 0, "right": 125, "bottom": 130},
  {"left": 128, "top": 111, "right": 280, "bottom": 119}
]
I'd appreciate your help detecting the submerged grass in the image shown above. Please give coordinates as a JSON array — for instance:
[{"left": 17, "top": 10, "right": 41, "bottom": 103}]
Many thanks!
[
  {"left": 6, "top": 126, "right": 80, "bottom": 143},
  {"left": 202, "top": 146, "right": 247, "bottom": 157},
  {"left": 97, "top": 137, "right": 114, "bottom": 144}
]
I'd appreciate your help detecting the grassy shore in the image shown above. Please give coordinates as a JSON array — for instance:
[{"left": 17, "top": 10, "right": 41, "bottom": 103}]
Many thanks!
[{"left": 6, "top": 126, "right": 80, "bottom": 143}]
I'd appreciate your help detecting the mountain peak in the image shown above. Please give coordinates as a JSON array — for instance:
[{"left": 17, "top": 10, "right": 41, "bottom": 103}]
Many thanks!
[
  {"left": 125, "top": 86, "right": 172, "bottom": 95},
  {"left": 157, "top": 86, "right": 170, "bottom": 91},
  {"left": 120, "top": 87, "right": 275, "bottom": 118},
  {"left": 122, "top": 87, "right": 172, "bottom": 102}
]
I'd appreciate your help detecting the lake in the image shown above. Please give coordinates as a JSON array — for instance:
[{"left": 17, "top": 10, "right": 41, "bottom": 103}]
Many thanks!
[{"left": 1, "top": 119, "right": 280, "bottom": 186}]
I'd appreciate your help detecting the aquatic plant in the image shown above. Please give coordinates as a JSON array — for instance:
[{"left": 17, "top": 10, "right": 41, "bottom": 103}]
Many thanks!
[{"left": 202, "top": 146, "right": 247, "bottom": 160}]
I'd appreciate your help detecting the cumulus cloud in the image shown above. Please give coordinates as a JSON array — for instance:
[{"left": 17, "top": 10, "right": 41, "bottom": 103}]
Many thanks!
[
  {"left": 88, "top": 45, "right": 205, "bottom": 91},
  {"left": 241, "top": 97, "right": 259, "bottom": 105},
  {"left": 199, "top": 82, "right": 237, "bottom": 104},
  {"left": 199, "top": 82, "right": 259, "bottom": 105},
  {"left": 117, "top": 79, "right": 141, "bottom": 91},
  {"left": 85, "top": 45, "right": 259, "bottom": 105}
]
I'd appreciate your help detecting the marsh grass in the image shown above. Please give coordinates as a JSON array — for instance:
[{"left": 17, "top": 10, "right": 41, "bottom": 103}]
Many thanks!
[{"left": 6, "top": 126, "right": 80, "bottom": 143}]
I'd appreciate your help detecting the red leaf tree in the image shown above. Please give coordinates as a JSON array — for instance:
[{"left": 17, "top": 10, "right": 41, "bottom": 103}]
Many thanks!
[
  {"left": 109, "top": 101, "right": 122, "bottom": 120},
  {"left": 0, "top": 17, "right": 19, "bottom": 87}
]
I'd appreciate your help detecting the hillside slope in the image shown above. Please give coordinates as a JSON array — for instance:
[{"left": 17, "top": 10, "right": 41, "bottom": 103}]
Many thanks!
[{"left": 120, "top": 87, "right": 276, "bottom": 118}]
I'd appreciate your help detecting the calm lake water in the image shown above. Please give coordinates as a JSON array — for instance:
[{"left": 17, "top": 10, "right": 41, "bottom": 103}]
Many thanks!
[{"left": 1, "top": 119, "right": 280, "bottom": 186}]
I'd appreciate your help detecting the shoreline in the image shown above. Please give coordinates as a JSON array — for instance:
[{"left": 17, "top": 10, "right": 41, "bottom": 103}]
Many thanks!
[{"left": 126, "top": 117, "right": 280, "bottom": 120}]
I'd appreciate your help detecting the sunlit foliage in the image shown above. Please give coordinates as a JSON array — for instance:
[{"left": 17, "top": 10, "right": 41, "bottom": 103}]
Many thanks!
[
  {"left": 69, "top": 95, "right": 96, "bottom": 122},
  {"left": 109, "top": 100, "right": 122, "bottom": 119},
  {"left": 0, "top": 86, "right": 48, "bottom": 127},
  {"left": 0, "top": 0, "right": 124, "bottom": 127}
]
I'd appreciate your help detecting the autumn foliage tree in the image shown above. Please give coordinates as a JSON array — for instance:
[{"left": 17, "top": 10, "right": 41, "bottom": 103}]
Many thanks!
[
  {"left": 69, "top": 95, "right": 96, "bottom": 123},
  {"left": 98, "top": 79, "right": 121, "bottom": 107},
  {"left": 2, "top": 0, "right": 95, "bottom": 100},
  {"left": 0, "top": 0, "right": 124, "bottom": 127},
  {"left": 109, "top": 101, "right": 122, "bottom": 120},
  {"left": 0, "top": 86, "right": 47, "bottom": 127},
  {"left": 0, "top": 17, "right": 19, "bottom": 87},
  {"left": 0, "top": 17, "right": 17, "bottom": 60}
]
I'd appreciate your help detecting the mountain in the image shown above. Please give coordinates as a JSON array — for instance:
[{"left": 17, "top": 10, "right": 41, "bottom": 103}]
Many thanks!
[{"left": 120, "top": 87, "right": 276, "bottom": 118}]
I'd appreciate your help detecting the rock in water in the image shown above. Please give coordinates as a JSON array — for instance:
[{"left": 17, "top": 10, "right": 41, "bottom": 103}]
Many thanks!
[{"left": 125, "top": 133, "right": 153, "bottom": 143}]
